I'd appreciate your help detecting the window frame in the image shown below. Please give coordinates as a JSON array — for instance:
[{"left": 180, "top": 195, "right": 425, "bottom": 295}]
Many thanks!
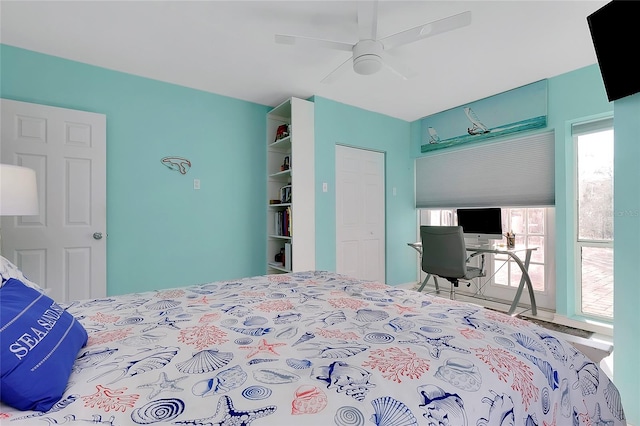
[{"left": 572, "top": 119, "right": 614, "bottom": 321}]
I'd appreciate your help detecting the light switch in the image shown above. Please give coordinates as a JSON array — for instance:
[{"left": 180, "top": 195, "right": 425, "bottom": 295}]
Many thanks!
[
  {"left": 322, "top": 182, "right": 328, "bottom": 192},
  {"left": 392, "top": 187, "right": 397, "bottom": 196},
  {"left": 194, "top": 179, "right": 200, "bottom": 190}
]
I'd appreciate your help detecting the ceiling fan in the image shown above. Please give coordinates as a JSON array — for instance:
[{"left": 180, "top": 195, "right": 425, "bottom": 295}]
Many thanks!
[{"left": 275, "top": 1, "right": 471, "bottom": 83}]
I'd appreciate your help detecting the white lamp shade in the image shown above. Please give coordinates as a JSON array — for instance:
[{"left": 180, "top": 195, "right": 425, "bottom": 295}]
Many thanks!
[{"left": 0, "top": 164, "right": 39, "bottom": 216}]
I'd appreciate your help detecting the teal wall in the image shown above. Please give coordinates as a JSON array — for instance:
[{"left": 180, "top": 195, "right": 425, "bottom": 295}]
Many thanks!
[
  {"left": 613, "top": 93, "right": 640, "bottom": 425},
  {"left": 0, "top": 45, "right": 416, "bottom": 292},
  {"left": 313, "top": 97, "right": 416, "bottom": 285},
  {"left": 0, "top": 45, "right": 270, "bottom": 295}
]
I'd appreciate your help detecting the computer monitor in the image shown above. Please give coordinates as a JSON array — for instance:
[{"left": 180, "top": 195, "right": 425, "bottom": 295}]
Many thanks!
[{"left": 456, "top": 208, "right": 503, "bottom": 244}]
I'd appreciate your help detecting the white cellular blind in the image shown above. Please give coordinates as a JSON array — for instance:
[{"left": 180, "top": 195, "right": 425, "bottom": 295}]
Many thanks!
[
  {"left": 572, "top": 117, "right": 613, "bottom": 136},
  {"left": 415, "top": 131, "right": 555, "bottom": 208}
]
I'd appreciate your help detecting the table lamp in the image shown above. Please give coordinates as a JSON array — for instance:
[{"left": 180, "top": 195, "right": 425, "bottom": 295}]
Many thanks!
[
  {"left": 0, "top": 163, "right": 39, "bottom": 255},
  {"left": 0, "top": 164, "right": 39, "bottom": 216}
]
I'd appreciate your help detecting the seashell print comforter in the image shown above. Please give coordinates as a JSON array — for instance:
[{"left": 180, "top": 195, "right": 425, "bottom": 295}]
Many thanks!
[{"left": 0, "top": 271, "right": 626, "bottom": 425}]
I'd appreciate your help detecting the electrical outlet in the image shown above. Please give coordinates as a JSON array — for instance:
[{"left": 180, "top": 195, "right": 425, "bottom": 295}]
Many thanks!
[{"left": 193, "top": 179, "right": 200, "bottom": 190}]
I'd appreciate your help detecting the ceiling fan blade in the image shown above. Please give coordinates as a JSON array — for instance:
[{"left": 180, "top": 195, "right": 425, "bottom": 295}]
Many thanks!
[
  {"left": 275, "top": 34, "right": 353, "bottom": 52},
  {"left": 380, "top": 10, "right": 471, "bottom": 51},
  {"left": 357, "top": 0, "right": 378, "bottom": 40},
  {"left": 382, "top": 53, "right": 417, "bottom": 80},
  {"left": 321, "top": 57, "right": 353, "bottom": 84}
]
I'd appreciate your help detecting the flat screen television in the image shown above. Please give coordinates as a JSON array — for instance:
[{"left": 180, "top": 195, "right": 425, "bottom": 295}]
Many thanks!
[
  {"left": 587, "top": 0, "right": 640, "bottom": 102},
  {"left": 456, "top": 208, "right": 503, "bottom": 244}
]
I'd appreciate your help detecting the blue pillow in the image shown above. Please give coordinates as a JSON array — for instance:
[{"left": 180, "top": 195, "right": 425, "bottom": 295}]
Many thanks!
[{"left": 0, "top": 278, "right": 88, "bottom": 411}]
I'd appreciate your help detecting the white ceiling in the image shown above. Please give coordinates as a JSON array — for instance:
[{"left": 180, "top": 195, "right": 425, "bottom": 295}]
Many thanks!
[{"left": 1, "top": 0, "right": 607, "bottom": 122}]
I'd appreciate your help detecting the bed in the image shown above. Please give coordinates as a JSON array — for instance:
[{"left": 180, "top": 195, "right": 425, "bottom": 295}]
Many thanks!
[{"left": 0, "top": 265, "right": 627, "bottom": 425}]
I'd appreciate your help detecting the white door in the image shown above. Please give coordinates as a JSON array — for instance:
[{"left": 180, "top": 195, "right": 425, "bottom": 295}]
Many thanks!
[
  {"left": 1, "top": 99, "right": 106, "bottom": 302},
  {"left": 336, "top": 145, "right": 385, "bottom": 282}
]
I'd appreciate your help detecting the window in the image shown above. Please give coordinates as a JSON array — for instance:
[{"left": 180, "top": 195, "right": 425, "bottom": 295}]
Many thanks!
[
  {"left": 573, "top": 119, "right": 614, "bottom": 320},
  {"left": 493, "top": 208, "right": 548, "bottom": 293},
  {"left": 420, "top": 209, "right": 455, "bottom": 227},
  {"left": 418, "top": 207, "right": 555, "bottom": 310}
]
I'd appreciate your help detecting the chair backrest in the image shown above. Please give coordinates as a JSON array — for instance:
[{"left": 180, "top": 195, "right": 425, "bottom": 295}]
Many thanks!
[{"left": 420, "top": 225, "right": 468, "bottom": 279}]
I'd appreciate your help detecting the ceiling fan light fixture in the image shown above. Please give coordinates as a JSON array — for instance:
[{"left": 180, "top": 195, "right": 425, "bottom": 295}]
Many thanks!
[
  {"left": 353, "top": 54, "right": 383, "bottom": 75},
  {"left": 276, "top": 6, "right": 471, "bottom": 83},
  {"left": 352, "top": 39, "right": 384, "bottom": 75}
]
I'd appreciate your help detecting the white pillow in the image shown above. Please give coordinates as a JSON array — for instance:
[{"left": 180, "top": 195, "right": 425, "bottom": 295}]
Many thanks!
[{"left": 0, "top": 255, "right": 44, "bottom": 291}]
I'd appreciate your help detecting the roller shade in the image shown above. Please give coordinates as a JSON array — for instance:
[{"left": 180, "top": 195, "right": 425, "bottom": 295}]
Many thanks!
[
  {"left": 415, "top": 131, "right": 555, "bottom": 208},
  {"left": 572, "top": 117, "right": 613, "bottom": 136}
]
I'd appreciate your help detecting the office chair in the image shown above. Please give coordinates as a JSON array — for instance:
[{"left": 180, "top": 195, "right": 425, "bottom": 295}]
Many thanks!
[{"left": 418, "top": 225, "right": 485, "bottom": 300}]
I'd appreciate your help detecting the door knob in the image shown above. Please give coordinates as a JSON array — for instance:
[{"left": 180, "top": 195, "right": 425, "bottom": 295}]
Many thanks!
[{"left": 93, "top": 232, "right": 103, "bottom": 240}]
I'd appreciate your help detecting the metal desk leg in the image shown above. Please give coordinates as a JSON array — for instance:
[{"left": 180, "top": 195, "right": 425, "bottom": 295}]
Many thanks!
[{"left": 507, "top": 250, "right": 537, "bottom": 316}]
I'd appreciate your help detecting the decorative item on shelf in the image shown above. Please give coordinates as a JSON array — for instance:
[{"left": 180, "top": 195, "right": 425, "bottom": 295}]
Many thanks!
[
  {"left": 161, "top": 156, "right": 191, "bottom": 175},
  {"left": 274, "top": 124, "right": 290, "bottom": 142},
  {"left": 281, "top": 156, "right": 290, "bottom": 171},
  {"left": 280, "top": 184, "right": 292, "bottom": 204},
  {"left": 269, "top": 199, "right": 282, "bottom": 205},
  {"left": 275, "top": 248, "right": 285, "bottom": 266},
  {"left": 505, "top": 231, "right": 516, "bottom": 249}
]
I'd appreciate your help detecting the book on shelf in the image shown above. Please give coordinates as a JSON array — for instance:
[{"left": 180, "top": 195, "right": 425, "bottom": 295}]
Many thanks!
[
  {"left": 286, "top": 206, "right": 292, "bottom": 237},
  {"left": 284, "top": 242, "right": 292, "bottom": 271},
  {"left": 274, "top": 207, "right": 292, "bottom": 237}
]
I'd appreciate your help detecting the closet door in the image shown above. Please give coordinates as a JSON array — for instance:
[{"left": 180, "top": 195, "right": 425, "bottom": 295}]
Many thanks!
[{"left": 336, "top": 145, "right": 385, "bottom": 282}]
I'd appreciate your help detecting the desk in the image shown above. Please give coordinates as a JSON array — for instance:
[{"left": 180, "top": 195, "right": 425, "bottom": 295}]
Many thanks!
[{"left": 408, "top": 242, "right": 538, "bottom": 316}]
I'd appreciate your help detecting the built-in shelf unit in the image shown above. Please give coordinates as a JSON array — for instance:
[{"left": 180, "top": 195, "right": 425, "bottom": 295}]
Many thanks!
[{"left": 266, "top": 97, "right": 315, "bottom": 273}]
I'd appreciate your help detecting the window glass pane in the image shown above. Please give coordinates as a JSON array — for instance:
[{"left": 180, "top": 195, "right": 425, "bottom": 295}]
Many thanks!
[
  {"left": 421, "top": 209, "right": 460, "bottom": 226},
  {"left": 528, "top": 208, "right": 544, "bottom": 234},
  {"left": 509, "top": 265, "right": 522, "bottom": 288},
  {"left": 581, "top": 246, "right": 613, "bottom": 319},
  {"left": 528, "top": 236, "right": 545, "bottom": 263},
  {"left": 442, "top": 210, "right": 455, "bottom": 226},
  {"left": 528, "top": 264, "right": 545, "bottom": 292},
  {"left": 427, "top": 210, "right": 441, "bottom": 226},
  {"left": 577, "top": 130, "right": 613, "bottom": 241},
  {"left": 494, "top": 260, "right": 509, "bottom": 286},
  {"left": 509, "top": 209, "right": 525, "bottom": 235}
]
